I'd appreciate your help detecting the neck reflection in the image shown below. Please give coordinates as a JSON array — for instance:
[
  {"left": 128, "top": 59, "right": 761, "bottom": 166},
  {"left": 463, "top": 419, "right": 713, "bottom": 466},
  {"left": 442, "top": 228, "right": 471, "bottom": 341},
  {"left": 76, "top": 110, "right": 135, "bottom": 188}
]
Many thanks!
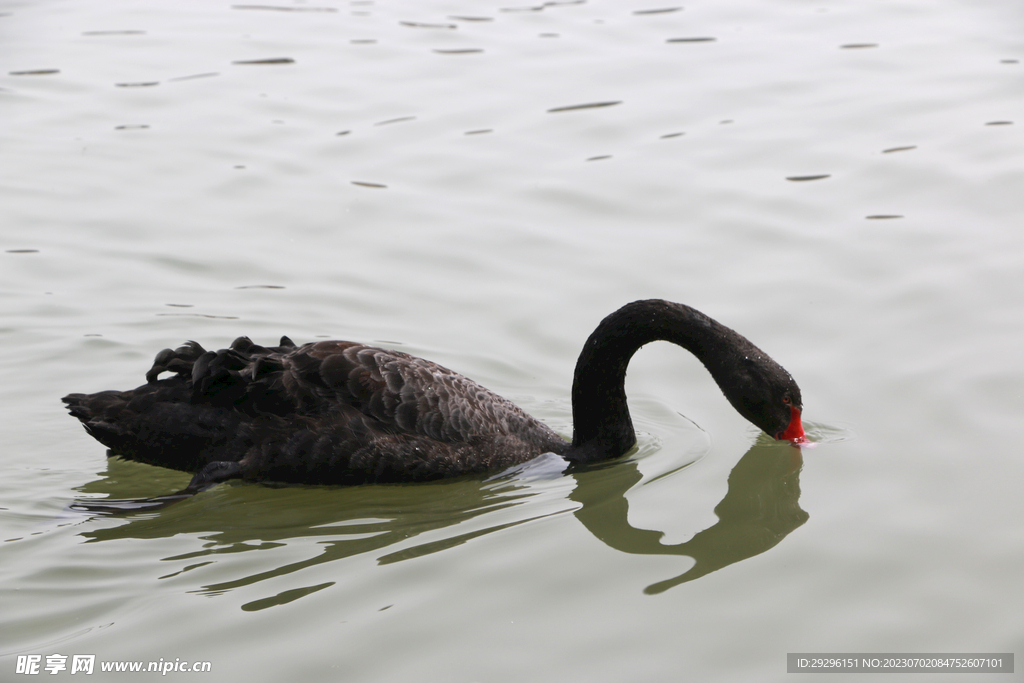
[{"left": 570, "top": 442, "right": 807, "bottom": 594}]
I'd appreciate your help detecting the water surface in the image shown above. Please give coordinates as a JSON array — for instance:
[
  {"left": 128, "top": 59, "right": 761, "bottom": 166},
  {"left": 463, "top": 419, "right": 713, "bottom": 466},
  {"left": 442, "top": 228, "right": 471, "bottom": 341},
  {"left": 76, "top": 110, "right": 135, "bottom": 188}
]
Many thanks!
[{"left": 2, "top": 1, "right": 1022, "bottom": 681}]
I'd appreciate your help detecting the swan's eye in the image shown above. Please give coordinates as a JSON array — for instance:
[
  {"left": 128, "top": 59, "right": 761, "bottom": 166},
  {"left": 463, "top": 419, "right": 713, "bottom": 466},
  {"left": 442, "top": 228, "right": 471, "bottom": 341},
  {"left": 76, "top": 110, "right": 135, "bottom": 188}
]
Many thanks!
[{"left": 782, "top": 396, "right": 791, "bottom": 404}]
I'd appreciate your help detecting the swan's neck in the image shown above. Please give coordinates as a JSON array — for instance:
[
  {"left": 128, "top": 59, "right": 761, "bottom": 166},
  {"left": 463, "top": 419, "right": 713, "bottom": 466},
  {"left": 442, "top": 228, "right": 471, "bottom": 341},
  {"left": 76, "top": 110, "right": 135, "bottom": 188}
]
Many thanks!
[{"left": 568, "top": 300, "right": 753, "bottom": 462}]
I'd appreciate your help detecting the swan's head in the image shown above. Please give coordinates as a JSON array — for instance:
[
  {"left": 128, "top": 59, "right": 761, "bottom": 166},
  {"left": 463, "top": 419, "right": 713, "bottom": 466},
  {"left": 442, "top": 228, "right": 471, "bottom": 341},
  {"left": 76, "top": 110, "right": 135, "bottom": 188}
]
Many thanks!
[{"left": 722, "top": 355, "right": 805, "bottom": 443}]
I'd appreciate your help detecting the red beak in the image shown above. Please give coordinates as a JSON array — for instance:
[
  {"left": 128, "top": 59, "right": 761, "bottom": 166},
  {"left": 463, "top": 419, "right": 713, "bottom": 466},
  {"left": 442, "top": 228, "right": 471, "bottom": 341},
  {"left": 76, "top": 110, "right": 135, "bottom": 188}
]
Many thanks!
[{"left": 778, "top": 405, "right": 806, "bottom": 442}]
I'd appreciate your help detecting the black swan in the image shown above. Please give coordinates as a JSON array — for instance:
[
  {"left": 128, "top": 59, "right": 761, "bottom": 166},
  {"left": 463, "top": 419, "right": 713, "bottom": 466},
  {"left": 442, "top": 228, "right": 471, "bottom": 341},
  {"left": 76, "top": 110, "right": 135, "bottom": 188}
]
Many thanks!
[{"left": 63, "top": 300, "right": 804, "bottom": 491}]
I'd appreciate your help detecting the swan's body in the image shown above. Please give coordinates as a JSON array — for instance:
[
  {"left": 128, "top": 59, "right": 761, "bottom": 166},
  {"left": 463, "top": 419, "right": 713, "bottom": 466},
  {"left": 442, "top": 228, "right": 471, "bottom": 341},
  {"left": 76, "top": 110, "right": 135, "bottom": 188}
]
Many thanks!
[{"left": 63, "top": 300, "right": 804, "bottom": 491}]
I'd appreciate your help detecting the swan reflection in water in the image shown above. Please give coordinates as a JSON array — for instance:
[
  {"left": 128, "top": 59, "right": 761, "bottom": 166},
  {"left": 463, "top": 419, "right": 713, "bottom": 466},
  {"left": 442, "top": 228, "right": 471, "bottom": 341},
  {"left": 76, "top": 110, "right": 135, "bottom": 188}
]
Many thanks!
[
  {"left": 569, "top": 439, "right": 807, "bottom": 594},
  {"left": 73, "top": 438, "right": 806, "bottom": 603}
]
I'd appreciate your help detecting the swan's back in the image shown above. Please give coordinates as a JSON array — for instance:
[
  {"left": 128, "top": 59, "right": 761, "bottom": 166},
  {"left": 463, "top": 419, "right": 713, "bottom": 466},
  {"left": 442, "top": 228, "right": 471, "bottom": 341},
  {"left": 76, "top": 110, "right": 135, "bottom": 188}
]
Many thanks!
[{"left": 64, "top": 336, "right": 569, "bottom": 485}]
